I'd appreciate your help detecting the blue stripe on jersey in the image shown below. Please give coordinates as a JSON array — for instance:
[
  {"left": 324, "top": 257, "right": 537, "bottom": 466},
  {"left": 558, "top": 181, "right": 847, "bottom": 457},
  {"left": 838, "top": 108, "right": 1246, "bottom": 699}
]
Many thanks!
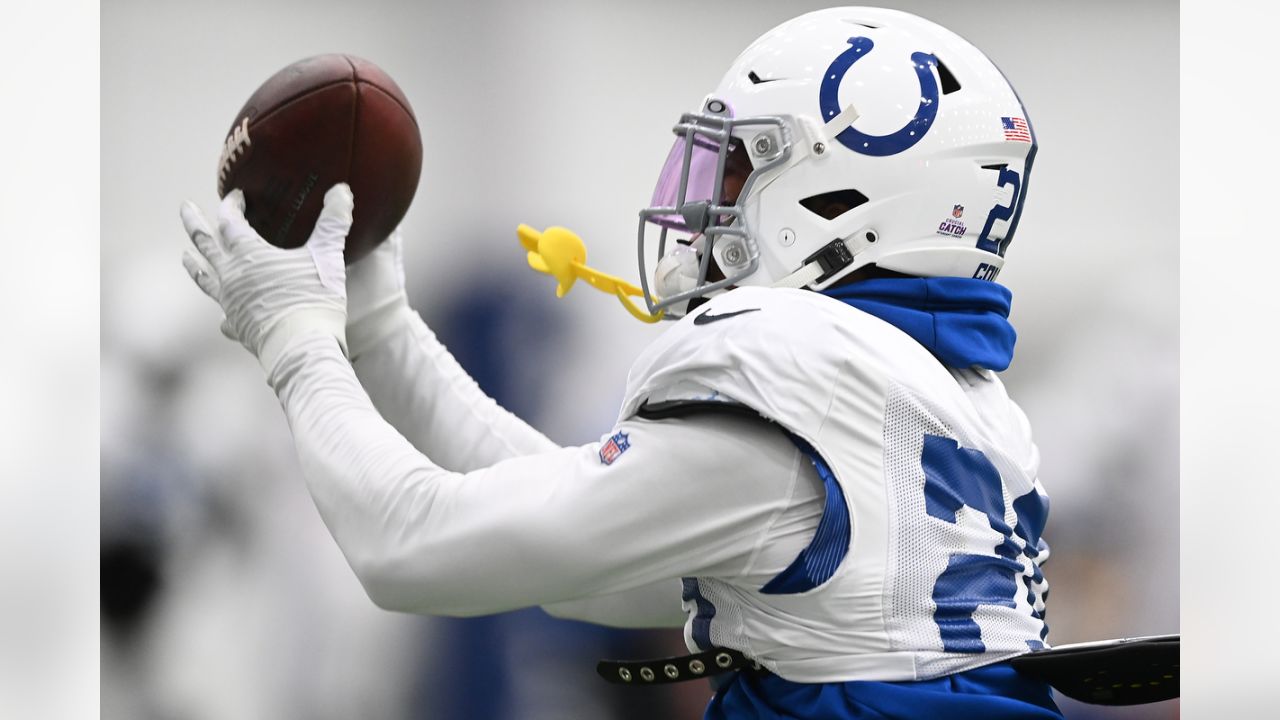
[
  {"left": 760, "top": 437, "right": 851, "bottom": 595},
  {"left": 682, "top": 578, "right": 717, "bottom": 651},
  {"left": 704, "top": 661, "right": 1063, "bottom": 720}
]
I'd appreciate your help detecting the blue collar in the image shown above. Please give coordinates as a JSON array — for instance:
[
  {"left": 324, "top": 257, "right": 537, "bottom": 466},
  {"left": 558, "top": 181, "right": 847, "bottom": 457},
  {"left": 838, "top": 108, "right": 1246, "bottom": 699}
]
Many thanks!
[{"left": 822, "top": 277, "right": 1016, "bottom": 371}]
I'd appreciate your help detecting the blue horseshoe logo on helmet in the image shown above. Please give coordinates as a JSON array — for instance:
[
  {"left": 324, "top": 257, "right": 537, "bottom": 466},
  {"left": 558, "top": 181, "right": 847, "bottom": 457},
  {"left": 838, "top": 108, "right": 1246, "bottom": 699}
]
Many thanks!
[{"left": 819, "top": 37, "right": 940, "bottom": 156}]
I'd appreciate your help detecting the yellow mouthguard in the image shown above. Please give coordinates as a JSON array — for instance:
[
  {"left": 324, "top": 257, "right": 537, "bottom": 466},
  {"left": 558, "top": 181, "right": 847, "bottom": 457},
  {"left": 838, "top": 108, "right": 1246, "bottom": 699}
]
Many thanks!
[{"left": 517, "top": 224, "right": 664, "bottom": 323}]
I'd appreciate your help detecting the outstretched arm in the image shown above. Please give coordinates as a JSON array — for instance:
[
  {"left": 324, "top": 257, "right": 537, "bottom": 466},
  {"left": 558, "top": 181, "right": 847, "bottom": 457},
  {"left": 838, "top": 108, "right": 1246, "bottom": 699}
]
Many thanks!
[
  {"left": 270, "top": 335, "right": 801, "bottom": 618},
  {"left": 179, "top": 192, "right": 809, "bottom": 624},
  {"left": 344, "top": 234, "right": 557, "bottom": 470}
]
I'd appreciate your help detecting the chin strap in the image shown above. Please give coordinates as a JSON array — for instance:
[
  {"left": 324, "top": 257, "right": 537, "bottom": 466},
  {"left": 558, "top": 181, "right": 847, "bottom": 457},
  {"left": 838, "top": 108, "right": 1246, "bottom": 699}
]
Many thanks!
[
  {"left": 771, "top": 262, "right": 825, "bottom": 290},
  {"left": 771, "top": 238, "right": 856, "bottom": 290},
  {"left": 516, "top": 224, "right": 664, "bottom": 323}
]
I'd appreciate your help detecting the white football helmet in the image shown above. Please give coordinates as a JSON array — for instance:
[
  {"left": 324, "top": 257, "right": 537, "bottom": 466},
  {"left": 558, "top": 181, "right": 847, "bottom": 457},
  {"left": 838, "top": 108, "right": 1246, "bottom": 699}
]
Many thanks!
[{"left": 638, "top": 7, "right": 1037, "bottom": 317}]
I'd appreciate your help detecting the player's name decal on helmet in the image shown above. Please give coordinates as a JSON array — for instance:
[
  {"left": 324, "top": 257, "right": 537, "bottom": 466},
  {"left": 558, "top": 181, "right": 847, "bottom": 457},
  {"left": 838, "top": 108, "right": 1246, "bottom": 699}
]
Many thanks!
[
  {"left": 819, "top": 37, "right": 940, "bottom": 157},
  {"left": 973, "top": 262, "right": 1000, "bottom": 281},
  {"left": 599, "top": 431, "right": 631, "bottom": 466}
]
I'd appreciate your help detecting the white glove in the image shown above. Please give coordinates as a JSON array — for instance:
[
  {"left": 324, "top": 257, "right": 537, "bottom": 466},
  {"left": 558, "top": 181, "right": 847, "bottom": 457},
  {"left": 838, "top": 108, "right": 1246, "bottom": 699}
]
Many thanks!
[
  {"left": 345, "top": 229, "right": 410, "bottom": 359},
  {"left": 180, "top": 184, "right": 354, "bottom": 373}
]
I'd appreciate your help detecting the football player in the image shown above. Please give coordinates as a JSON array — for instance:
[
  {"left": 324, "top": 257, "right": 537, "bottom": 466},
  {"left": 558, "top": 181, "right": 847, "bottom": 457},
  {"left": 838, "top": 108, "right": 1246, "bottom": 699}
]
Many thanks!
[{"left": 180, "top": 7, "right": 1057, "bottom": 718}]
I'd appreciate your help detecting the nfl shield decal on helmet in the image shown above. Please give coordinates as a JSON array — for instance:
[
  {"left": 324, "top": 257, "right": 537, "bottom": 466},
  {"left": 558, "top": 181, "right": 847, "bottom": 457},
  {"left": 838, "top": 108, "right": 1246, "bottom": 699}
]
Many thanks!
[{"left": 599, "top": 431, "right": 632, "bottom": 465}]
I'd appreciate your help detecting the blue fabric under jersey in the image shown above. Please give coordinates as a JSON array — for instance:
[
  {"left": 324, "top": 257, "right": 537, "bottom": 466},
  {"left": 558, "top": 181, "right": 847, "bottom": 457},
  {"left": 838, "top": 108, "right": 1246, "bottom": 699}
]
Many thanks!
[
  {"left": 705, "top": 662, "right": 1061, "bottom": 720},
  {"left": 822, "top": 277, "right": 1017, "bottom": 371}
]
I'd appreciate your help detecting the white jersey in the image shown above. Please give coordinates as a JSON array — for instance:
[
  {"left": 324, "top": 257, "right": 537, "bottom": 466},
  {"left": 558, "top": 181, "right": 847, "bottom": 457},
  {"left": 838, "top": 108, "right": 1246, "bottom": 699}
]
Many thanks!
[
  {"left": 268, "top": 305, "right": 821, "bottom": 623},
  {"left": 266, "top": 287, "right": 1049, "bottom": 686},
  {"left": 618, "top": 286, "right": 1050, "bottom": 681}
]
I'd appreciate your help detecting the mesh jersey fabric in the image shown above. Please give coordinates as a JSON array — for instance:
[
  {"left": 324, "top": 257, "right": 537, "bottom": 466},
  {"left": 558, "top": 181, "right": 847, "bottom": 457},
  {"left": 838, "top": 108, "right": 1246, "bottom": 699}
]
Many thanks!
[{"left": 619, "top": 286, "right": 1051, "bottom": 682}]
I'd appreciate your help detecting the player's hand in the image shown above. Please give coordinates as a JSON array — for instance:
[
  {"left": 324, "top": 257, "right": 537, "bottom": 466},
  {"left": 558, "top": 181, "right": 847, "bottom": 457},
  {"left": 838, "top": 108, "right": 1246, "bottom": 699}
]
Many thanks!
[
  {"left": 180, "top": 184, "right": 353, "bottom": 373},
  {"left": 345, "top": 229, "right": 410, "bottom": 359}
]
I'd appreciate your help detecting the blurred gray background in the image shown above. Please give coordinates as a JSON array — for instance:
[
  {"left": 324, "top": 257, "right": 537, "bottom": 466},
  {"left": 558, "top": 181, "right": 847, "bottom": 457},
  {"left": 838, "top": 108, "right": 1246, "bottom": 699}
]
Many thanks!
[{"left": 101, "top": 0, "right": 1178, "bottom": 718}]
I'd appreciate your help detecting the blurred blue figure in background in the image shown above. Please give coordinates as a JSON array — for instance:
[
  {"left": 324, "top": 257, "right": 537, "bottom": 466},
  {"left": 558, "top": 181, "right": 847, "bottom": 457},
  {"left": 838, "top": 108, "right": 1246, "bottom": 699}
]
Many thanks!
[{"left": 416, "top": 265, "right": 697, "bottom": 719}]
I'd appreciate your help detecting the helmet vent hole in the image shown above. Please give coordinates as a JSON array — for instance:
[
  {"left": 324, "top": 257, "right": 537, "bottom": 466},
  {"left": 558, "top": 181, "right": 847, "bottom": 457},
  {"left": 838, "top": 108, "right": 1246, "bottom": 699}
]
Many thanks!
[
  {"left": 747, "top": 71, "right": 782, "bottom": 85},
  {"left": 934, "top": 58, "right": 961, "bottom": 95},
  {"left": 799, "top": 189, "right": 869, "bottom": 221},
  {"left": 842, "top": 20, "right": 880, "bottom": 29}
]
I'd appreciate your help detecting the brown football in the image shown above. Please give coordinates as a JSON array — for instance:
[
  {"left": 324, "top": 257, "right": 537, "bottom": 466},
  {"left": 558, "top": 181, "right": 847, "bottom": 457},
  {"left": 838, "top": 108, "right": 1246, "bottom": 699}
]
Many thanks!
[{"left": 216, "top": 54, "right": 423, "bottom": 264}]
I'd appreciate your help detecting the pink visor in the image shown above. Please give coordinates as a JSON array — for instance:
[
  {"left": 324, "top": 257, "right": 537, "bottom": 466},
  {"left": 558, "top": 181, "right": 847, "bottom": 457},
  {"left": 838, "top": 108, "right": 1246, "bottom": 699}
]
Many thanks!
[{"left": 647, "top": 131, "right": 736, "bottom": 231}]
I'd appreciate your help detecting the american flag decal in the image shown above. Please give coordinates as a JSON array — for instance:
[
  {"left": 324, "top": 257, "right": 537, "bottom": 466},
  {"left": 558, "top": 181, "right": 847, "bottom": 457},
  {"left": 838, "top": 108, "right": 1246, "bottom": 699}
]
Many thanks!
[
  {"left": 1002, "top": 116, "right": 1031, "bottom": 143},
  {"left": 599, "top": 431, "right": 631, "bottom": 465}
]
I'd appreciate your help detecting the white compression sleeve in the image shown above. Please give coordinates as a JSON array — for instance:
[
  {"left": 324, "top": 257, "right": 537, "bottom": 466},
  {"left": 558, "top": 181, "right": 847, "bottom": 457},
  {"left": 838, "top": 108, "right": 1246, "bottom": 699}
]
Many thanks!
[
  {"left": 268, "top": 335, "right": 812, "bottom": 620},
  {"left": 542, "top": 578, "right": 688, "bottom": 629},
  {"left": 350, "top": 305, "right": 557, "bottom": 470}
]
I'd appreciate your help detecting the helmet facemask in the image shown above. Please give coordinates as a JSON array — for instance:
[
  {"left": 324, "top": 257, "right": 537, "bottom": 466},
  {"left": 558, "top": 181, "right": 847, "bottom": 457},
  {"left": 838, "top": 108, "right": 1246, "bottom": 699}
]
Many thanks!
[{"left": 637, "top": 98, "right": 791, "bottom": 318}]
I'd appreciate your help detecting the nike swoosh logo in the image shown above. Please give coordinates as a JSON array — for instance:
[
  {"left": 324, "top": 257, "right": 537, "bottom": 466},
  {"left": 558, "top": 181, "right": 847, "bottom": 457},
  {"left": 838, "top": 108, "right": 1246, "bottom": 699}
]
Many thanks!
[{"left": 693, "top": 308, "right": 761, "bottom": 325}]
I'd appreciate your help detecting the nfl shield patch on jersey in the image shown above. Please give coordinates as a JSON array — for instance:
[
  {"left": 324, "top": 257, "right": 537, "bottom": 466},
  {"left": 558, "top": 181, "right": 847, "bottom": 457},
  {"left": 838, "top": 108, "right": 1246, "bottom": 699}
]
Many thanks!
[{"left": 599, "top": 431, "right": 631, "bottom": 465}]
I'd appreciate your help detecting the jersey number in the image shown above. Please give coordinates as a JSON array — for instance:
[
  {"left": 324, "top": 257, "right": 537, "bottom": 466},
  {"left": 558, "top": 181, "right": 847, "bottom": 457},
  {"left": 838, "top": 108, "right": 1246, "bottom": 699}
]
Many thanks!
[{"left": 921, "top": 434, "right": 1048, "bottom": 653}]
